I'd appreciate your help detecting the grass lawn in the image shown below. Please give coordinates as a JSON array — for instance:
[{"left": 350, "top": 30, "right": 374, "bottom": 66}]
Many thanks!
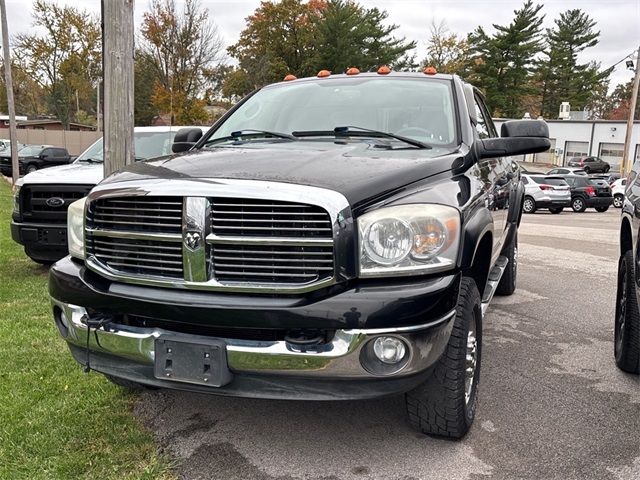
[{"left": 0, "top": 180, "right": 174, "bottom": 479}]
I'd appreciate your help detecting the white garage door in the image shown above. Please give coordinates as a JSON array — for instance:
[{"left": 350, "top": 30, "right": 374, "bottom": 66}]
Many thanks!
[
  {"left": 564, "top": 141, "right": 589, "bottom": 165},
  {"left": 598, "top": 143, "right": 624, "bottom": 170}
]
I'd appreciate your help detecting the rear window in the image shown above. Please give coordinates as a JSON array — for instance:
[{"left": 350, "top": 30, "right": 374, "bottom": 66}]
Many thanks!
[
  {"left": 530, "top": 176, "right": 567, "bottom": 186},
  {"left": 589, "top": 179, "right": 608, "bottom": 187}
]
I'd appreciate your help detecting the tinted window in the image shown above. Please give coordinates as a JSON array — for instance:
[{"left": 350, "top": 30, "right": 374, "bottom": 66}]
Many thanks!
[
  {"left": 530, "top": 176, "right": 567, "bottom": 186},
  {"left": 522, "top": 177, "right": 529, "bottom": 185},
  {"left": 75, "top": 131, "right": 181, "bottom": 163}
]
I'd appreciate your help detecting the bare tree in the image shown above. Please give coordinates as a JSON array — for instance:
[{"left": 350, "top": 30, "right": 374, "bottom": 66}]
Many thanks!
[
  {"left": 422, "top": 20, "right": 470, "bottom": 75},
  {"left": 139, "top": 0, "right": 225, "bottom": 124}
]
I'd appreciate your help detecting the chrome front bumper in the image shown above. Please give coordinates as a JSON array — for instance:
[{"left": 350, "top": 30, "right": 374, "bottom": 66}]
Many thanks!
[{"left": 52, "top": 299, "right": 455, "bottom": 379}]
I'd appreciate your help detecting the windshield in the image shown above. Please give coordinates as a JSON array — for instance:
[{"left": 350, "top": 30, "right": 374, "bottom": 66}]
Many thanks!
[
  {"left": 76, "top": 131, "right": 181, "bottom": 163},
  {"left": 207, "top": 77, "right": 458, "bottom": 148},
  {"left": 18, "top": 146, "right": 45, "bottom": 157}
]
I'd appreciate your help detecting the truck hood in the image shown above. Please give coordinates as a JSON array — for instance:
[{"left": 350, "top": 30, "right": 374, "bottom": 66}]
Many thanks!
[
  {"left": 102, "top": 142, "right": 463, "bottom": 207},
  {"left": 20, "top": 161, "right": 103, "bottom": 185}
]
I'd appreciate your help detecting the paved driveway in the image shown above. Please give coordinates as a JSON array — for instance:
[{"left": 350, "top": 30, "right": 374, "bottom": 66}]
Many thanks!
[{"left": 135, "top": 208, "right": 640, "bottom": 480}]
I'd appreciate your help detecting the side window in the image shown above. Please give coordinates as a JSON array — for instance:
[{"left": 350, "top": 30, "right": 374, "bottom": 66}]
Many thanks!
[
  {"left": 565, "top": 177, "right": 575, "bottom": 187},
  {"left": 522, "top": 177, "right": 529, "bottom": 185},
  {"left": 548, "top": 169, "right": 557, "bottom": 174},
  {"left": 55, "top": 149, "right": 66, "bottom": 157},
  {"left": 40, "top": 148, "right": 52, "bottom": 158},
  {"left": 473, "top": 95, "right": 498, "bottom": 139}
]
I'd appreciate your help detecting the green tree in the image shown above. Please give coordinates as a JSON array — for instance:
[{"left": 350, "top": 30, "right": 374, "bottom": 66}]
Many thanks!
[
  {"left": 0, "top": 60, "right": 47, "bottom": 116},
  {"left": 537, "top": 9, "right": 609, "bottom": 118},
  {"left": 421, "top": 20, "right": 471, "bottom": 75},
  {"left": 134, "top": 53, "right": 159, "bottom": 126},
  {"left": 13, "top": 0, "right": 101, "bottom": 127},
  {"left": 312, "top": 0, "right": 416, "bottom": 73},
  {"left": 468, "top": 0, "right": 544, "bottom": 117},
  {"left": 227, "top": 0, "right": 325, "bottom": 88},
  {"left": 140, "top": 0, "right": 224, "bottom": 124}
]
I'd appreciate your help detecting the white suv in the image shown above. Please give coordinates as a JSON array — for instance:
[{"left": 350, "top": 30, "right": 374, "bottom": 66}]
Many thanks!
[
  {"left": 612, "top": 178, "right": 627, "bottom": 208},
  {"left": 522, "top": 174, "right": 572, "bottom": 214}
]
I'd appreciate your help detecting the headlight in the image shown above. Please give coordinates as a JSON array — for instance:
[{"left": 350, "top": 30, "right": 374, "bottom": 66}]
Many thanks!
[
  {"left": 12, "top": 183, "right": 22, "bottom": 214},
  {"left": 67, "top": 197, "right": 87, "bottom": 260},
  {"left": 358, "top": 204, "right": 460, "bottom": 277}
]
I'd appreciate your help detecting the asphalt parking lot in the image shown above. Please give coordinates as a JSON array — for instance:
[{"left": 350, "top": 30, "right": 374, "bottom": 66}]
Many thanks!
[{"left": 134, "top": 207, "right": 640, "bottom": 480}]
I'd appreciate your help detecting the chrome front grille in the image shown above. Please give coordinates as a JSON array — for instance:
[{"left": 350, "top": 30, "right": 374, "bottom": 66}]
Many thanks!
[
  {"left": 84, "top": 184, "right": 344, "bottom": 293},
  {"left": 210, "top": 198, "right": 333, "bottom": 238},
  {"left": 90, "top": 197, "right": 182, "bottom": 233},
  {"left": 87, "top": 236, "right": 184, "bottom": 278},
  {"left": 211, "top": 244, "right": 334, "bottom": 283}
]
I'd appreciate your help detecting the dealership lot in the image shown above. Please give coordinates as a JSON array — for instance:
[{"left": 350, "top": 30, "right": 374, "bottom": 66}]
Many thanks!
[{"left": 131, "top": 209, "right": 640, "bottom": 480}]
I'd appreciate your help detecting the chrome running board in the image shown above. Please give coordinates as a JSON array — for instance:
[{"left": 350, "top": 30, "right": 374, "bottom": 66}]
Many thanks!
[{"left": 481, "top": 255, "right": 508, "bottom": 315}]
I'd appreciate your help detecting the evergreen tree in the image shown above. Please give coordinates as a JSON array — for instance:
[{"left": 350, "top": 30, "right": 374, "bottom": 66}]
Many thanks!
[
  {"left": 537, "top": 9, "right": 609, "bottom": 118},
  {"left": 468, "top": 0, "right": 544, "bottom": 117},
  {"left": 312, "top": 1, "right": 416, "bottom": 72}
]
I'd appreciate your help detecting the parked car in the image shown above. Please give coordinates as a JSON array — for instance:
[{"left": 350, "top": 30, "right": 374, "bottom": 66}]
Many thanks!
[
  {"left": 567, "top": 156, "right": 610, "bottom": 173},
  {"left": 616, "top": 165, "right": 640, "bottom": 374},
  {"left": 0, "top": 145, "right": 71, "bottom": 176},
  {"left": 521, "top": 174, "right": 571, "bottom": 214},
  {"left": 560, "top": 174, "right": 613, "bottom": 212},
  {"left": 612, "top": 178, "right": 627, "bottom": 208},
  {"left": 546, "top": 167, "right": 587, "bottom": 176},
  {"left": 606, "top": 172, "right": 621, "bottom": 185},
  {"left": 49, "top": 71, "right": 550, "bottom": 439},
  {"left": 11, "top": 126, "right": 207, "bottom": 264}
]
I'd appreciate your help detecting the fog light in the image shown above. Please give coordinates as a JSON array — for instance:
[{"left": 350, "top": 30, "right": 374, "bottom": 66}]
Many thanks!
[
  {"left": 373, "top": 336, "right": 406, "bottom": 364},
  {"left": 54, "top": 307, "right": 69, "bottom": 338},
  {"left": 360, "top": 336, "right": 410, "bottom": 375}
]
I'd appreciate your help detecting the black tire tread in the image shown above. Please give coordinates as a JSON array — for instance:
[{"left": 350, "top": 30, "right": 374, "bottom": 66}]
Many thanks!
[
  {"left": 405, "top": 277, "right": 481, "bottom": 439},
  {"left": 496, "top": 232, "right": 517, "bottom": 296},
  {"left": 616, "top": 250, "right": 640, "bottom": 373}
]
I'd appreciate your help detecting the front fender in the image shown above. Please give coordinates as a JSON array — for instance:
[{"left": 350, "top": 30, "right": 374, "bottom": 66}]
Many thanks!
[{"left": 459, "top": 206, "right": 494, "bottom": 270}]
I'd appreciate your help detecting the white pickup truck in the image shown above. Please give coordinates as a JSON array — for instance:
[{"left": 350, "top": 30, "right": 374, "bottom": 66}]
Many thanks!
[{"left": 11, "top": 126, "right": 207, "bottom": 263}]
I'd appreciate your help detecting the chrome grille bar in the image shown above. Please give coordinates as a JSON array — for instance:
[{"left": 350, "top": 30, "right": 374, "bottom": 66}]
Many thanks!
[{"left": 84, "top": 179, "right": 352, "bottom": 293}]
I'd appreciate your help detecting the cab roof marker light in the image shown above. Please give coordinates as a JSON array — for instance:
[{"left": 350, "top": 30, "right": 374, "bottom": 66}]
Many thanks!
[
  {"left": 283, "top": 74, "right": 297, "bottom": 81},
  {"left": 346, "top": 67, "right": 360, "bottom": 75},
  {"left": 317, "top": 69, "right": 331, "bottom": 78},
  {"left": 377, "top": 66, "right": 391, "bottom": 75},
  {"left": 423, "top": 66, "right": 437, "bottom": 75}
]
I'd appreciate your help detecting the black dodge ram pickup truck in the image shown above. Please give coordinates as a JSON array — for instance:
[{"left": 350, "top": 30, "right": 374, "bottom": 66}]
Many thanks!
[{"left": 49, "top": 70, "right": 549, "bottom": 438}]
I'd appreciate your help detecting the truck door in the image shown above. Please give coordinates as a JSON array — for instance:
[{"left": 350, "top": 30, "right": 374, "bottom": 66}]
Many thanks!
[{"left": 473, "top": 94, "right": 509, "bottom": 250}]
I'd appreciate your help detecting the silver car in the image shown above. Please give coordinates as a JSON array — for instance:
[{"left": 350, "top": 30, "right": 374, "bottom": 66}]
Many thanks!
[{"left": 522, "top": 174, "right": 572, "bottom": 214}]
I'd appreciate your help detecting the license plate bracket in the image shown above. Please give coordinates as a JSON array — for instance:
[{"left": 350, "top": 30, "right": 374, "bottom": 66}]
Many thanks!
[{"left": 154, "top": 336, "right": 232, "bottom": 387}]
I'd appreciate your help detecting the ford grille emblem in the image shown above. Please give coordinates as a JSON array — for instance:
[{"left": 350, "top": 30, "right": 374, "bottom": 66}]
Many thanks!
[
  {"left": 45, "top": 197, "right": 65, "bottom": 208},
  {"left": 184, "top": 230, "right": 202, "bottom": 250}
]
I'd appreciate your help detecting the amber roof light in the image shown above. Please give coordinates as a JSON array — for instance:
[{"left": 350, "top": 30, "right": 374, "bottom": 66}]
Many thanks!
[
  {"left": 377, "top": 66, "right": 391, "bottom": 75},
  {"left": 423, "top": 67, "right": 437, "bottom": 75},
  {"left": 317, "top": 70, "right": 331, "bottom": 78},
  {"left": 346, "top": 67, "right": 360, "bottom": 75},
  {"left": 283, "top": 74, "right": 297, "bottom": 81}
]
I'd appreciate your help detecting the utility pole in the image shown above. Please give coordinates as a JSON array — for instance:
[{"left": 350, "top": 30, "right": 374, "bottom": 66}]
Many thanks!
[
  {"left": 96, "top": 81, "right": 101, "bottom": 132},
  {"left": 622, "top": 45, "right": 640, "bottom": 175},
  {"left": 102, "top": 0, "right": 135, "bottom": 177},
  {"left": 0, "top": 0, "right": 19, "bottom": 187}
]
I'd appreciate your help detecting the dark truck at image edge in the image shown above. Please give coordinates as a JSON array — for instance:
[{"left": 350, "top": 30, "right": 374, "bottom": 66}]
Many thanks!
[{"left": 49, "top": 71, "right": 549, "bottom": 438}]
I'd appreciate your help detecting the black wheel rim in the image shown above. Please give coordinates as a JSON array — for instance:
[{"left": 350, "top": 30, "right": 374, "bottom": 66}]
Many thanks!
[{"left": 615, "top": 257, "right": 628, "bottom": 359}]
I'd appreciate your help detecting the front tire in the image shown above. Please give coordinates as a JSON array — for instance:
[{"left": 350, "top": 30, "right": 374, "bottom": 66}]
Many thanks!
[
  {"left": 571, "top": 197, "right": 587, "bottom": 212},
  {"left": 615, "top": 250, "right": 640, "bottom": 373},
  {"left": 26, "top": 164, "right": 37, "bottom": 173},
  {"left": 604, "top": 166, "right": 610, "bottom": 173},
  {"left": 595, "top": 206, "right": 609, "bottom": 212},
  {"left": 522, "top": 196, "right": 536, "bottom": 214},
  {"left": 614, "top": 195, "right": 623, "bottom": 208},
  {"left": 405, "top": 277, "right": 482, "bottom": 439}
]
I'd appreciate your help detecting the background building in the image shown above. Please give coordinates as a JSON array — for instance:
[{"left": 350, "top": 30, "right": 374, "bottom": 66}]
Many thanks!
[{"left": 494, "top": 119, "right": 640, "bottom": 170}]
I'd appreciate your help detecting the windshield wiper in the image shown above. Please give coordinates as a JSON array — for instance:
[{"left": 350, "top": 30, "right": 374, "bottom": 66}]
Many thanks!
[
  {"left": 293, "top": 126, "right": 432, "bottom": 149},
  {"left": 207, "top": 129, "right": 298, "bottom": 145},
  {"left": 78, "top": 157, "right": 103, "bottom": 163}
]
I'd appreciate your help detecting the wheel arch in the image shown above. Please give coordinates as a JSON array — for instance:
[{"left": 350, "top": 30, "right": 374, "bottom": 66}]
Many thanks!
[
  {"left": 621, "top": 216, "right": 633, "bottom": 255},
  {"left": 460, "top": 207, "right": 494, "bottom": 299}
]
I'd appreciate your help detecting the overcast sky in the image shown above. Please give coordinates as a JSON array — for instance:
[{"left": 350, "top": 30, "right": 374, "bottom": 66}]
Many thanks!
[{"left": 4, "top": 0, "right": 640, "bottom": 89}]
